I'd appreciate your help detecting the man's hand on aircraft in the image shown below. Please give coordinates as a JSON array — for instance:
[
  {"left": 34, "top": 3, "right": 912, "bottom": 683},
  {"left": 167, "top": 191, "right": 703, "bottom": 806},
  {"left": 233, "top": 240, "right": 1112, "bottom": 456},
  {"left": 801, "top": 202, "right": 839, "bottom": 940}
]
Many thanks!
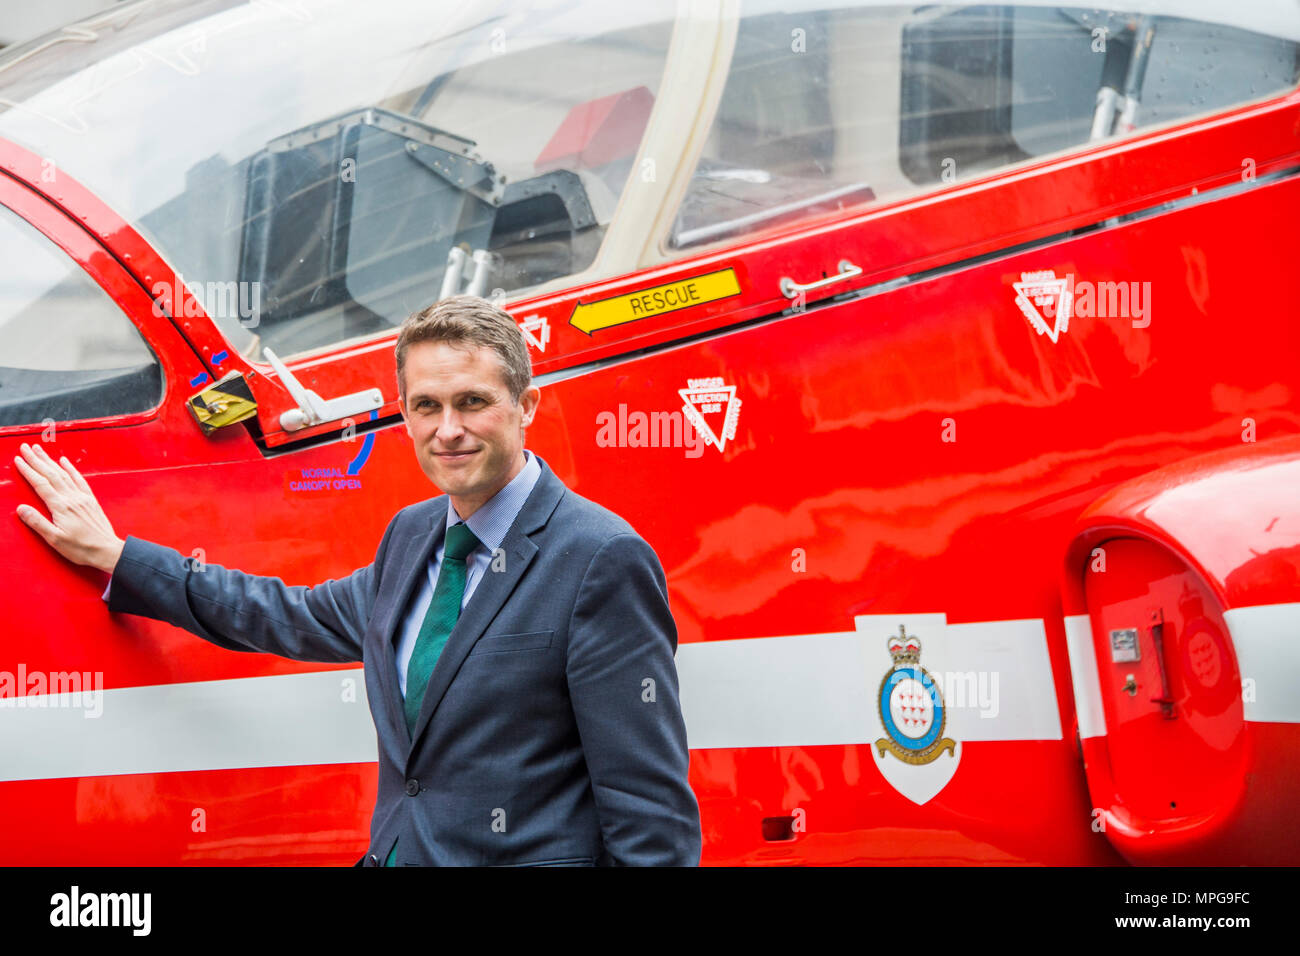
[{"left": 13, "top": 443, "right": 125, "bottom": 575}]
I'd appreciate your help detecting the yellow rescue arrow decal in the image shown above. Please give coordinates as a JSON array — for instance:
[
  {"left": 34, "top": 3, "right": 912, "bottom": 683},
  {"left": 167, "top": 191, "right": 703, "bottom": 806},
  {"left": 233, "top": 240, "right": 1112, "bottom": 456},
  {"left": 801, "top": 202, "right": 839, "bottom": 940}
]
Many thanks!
[{"left": 569, "top": 268, "right": 741, "bottom": 335}]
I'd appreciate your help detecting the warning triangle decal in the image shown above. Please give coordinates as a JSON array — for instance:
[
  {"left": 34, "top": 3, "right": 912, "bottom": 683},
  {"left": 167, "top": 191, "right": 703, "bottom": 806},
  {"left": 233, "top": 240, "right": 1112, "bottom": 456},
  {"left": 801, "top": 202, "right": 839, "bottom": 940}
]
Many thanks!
[
  {"left": 678, "top": 377, "right": 740, "bottom": 453},
  {"left": 1012, "top": 270, "right": 1071, "bottom": 343},
  {"left": 518, "top": 314, "right": 550, "bottom": 352}
]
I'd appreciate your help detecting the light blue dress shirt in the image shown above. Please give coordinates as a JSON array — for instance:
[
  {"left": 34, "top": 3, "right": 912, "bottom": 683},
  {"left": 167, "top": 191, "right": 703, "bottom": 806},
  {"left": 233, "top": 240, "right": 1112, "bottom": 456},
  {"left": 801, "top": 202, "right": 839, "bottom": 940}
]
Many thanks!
[
  {"left": 101, "top": 450, "right": 542, "bottom": 701},
  {"left": 394, "top": 449, "right": 540, "bottom": 697}
]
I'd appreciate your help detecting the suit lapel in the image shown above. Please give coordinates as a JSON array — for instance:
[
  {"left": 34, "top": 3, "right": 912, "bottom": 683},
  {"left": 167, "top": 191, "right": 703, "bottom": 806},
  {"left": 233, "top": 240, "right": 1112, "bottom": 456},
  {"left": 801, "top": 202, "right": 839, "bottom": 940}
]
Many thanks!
[{"left": 408, "top": 458, "right": 565, "bottom": 750}]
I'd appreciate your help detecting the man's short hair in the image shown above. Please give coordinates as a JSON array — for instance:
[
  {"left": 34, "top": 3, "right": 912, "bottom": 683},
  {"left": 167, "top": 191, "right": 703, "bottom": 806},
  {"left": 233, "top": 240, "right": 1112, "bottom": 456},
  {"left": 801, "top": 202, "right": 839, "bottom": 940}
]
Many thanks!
[{"left": 396, "top": 295, "right": 531, "bottom": 403}]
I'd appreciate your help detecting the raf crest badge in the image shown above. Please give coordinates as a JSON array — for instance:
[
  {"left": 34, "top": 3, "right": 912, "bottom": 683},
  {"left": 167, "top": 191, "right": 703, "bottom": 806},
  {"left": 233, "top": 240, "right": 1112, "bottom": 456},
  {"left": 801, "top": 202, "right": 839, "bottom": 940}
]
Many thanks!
[{"left": 875, "top": 625, "right": 957, "bottom": 766}]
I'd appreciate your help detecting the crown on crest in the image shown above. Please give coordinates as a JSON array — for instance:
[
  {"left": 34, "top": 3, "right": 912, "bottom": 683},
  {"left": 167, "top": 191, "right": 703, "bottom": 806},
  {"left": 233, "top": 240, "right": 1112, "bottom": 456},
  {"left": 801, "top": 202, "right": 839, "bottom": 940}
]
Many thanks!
[{"left": 887, "top": 625, "right": 921, "bottom": 666}]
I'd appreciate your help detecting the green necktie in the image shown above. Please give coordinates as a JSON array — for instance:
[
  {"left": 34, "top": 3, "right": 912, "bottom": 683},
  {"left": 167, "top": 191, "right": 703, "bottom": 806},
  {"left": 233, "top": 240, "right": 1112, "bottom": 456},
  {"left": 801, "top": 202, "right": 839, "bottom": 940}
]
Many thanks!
[{"left": 385, "top": 520, "right": 481, "bottom": 867}]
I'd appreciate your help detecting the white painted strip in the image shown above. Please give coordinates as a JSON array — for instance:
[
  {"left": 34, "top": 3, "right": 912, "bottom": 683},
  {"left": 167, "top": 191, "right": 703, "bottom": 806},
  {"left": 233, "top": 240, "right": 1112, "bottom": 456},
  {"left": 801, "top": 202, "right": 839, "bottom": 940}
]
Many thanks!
[
  {"left": 0, "top": 669, "right": 375, "bottom": 783},
  {"left": 676, "top": 631, "right": 864, "bottom": 750},
  {"left": 676, "top": 617, "right": 1062, "bottom": 750},
  {"left": 14, "top": 603, "right": 1294, "bottom": 783},
  {"left": 946, "top": 619, "right": 1063, "bottom": 741},
  {"left": 1225, "top": 602, "right": 1300, "bottom": 723},
  {"left": 0, "top": 618, "right": 1066, "bottom": 783},
  {"left": 1064, "top": 614, "right": 1107, "bottom": 739}
]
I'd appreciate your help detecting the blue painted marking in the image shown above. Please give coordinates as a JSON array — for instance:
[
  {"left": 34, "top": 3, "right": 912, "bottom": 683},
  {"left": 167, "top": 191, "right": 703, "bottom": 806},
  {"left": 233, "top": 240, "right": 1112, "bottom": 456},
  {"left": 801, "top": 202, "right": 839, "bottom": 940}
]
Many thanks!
[
  {"left": 190, "top": 372, "right": 210, "bottom": 388},
  {"left": 345, "top": 409, "right": 379, "bottom": 475},
  {"left": 212, "top": 350, "right": 228, "bottom": 365}
]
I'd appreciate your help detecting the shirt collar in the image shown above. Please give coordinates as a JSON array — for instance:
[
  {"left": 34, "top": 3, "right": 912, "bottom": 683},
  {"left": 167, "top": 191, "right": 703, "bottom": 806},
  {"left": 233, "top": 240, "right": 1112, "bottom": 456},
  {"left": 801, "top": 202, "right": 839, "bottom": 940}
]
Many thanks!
[{"left": 444, "top": 449, "right": 541, "bottom": 554}]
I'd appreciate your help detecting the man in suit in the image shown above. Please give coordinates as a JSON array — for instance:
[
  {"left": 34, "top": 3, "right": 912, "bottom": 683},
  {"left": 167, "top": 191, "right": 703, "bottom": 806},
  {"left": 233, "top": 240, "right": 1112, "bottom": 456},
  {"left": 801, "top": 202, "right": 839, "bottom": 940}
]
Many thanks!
[{"left": 13, "top": 295, "right": 701, "bottom": 866}]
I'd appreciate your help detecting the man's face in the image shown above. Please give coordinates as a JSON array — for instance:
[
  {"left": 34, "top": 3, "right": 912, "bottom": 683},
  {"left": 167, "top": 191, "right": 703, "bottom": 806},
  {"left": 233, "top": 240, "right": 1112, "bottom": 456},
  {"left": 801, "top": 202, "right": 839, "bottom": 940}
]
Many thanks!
[{"left": 399, "top": 340, "right": 539, "bottom": 514}]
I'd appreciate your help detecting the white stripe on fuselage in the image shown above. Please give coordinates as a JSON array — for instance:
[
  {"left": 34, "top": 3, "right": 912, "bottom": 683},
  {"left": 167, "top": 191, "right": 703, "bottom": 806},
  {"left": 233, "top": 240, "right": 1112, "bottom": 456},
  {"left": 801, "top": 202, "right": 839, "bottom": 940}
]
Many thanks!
[
  {"left": 1226, "top": 602, "right": 1300, "bottom": 723},
  {"left": 0, "top": 669, "right": 377, "bottom": 782},
  {"left": 1065, "top": 614, "right": 1107, "bottom": 739},
  {"left": 1, "top": 606, "right": 1296, "bottom": 781},
  {"left": 675, "top": 617, "right": 1063, "bottom": 749}
]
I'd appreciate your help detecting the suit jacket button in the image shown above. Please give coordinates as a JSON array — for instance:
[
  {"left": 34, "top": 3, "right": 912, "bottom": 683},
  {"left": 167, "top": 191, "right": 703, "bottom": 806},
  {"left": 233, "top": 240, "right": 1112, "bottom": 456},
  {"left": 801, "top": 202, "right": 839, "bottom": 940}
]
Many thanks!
[
  {"left": 405, "top": 778, "right": 420, "bottom": 796},
  {"left": 367, "top": 854, "right": 378, "bottom": 866}
]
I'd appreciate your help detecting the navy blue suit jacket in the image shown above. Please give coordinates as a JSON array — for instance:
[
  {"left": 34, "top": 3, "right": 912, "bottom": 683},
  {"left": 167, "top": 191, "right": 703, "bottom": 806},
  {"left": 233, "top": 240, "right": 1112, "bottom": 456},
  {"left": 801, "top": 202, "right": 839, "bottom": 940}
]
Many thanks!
[{"left": 107, "top": 454, "right": 701, "bottom": 865}]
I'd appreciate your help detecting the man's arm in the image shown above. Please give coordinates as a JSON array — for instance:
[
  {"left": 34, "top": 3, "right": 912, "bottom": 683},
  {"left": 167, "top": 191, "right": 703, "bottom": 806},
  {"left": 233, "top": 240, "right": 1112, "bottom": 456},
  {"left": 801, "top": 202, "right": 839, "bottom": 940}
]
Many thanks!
[
  {"left": 104, "top": 529, "right": 393, "bottom": 663},
  {"left": 14, "top": 440, "right": 390, "bottom": 664},
  {"left": 565, "top": 532, "right": 702, "bottom": 866}
]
